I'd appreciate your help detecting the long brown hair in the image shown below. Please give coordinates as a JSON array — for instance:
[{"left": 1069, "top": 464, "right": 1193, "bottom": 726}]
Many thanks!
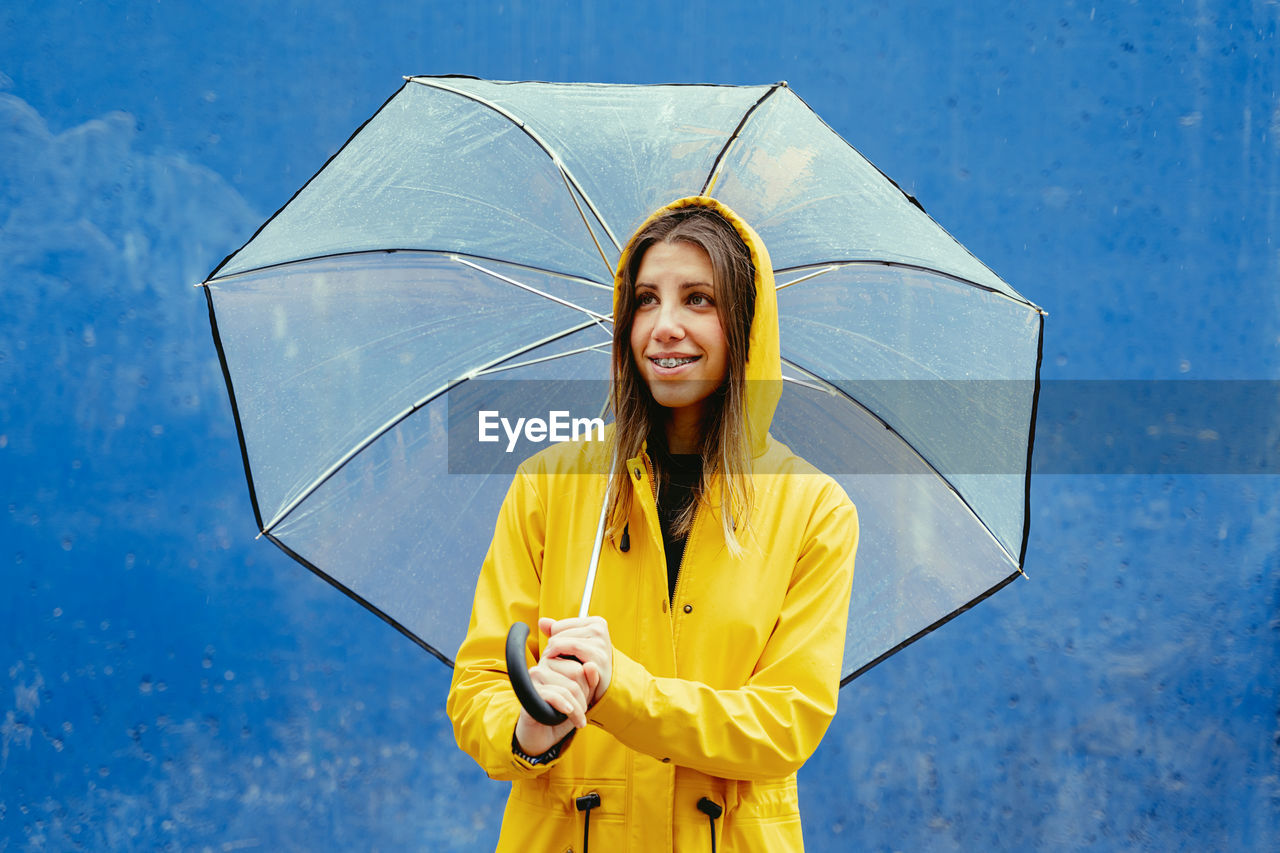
[{"left": 606, "top": 204, "right": 757, "bottom": 553}]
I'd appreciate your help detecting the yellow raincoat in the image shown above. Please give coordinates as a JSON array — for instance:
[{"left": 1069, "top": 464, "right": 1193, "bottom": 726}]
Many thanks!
[{"left": 448, "top": 197, "right": 858, "bottom": 851}]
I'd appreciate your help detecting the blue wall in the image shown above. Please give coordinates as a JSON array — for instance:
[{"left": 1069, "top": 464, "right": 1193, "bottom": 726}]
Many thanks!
[{"left": 2, "top": 2, "right": 1277, "bottom": 849}]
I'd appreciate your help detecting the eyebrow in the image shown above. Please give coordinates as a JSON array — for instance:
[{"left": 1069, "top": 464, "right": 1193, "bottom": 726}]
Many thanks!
[{"left": 634, "top": 281, "right": 714, "bottom": 290}]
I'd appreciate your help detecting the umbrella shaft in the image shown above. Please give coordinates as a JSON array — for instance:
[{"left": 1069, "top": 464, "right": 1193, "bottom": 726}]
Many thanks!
[{"left": 578, "top": 461, "right": 615, "bottom": 618}]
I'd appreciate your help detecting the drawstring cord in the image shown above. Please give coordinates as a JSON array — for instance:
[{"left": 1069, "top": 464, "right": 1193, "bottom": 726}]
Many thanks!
[
  {"left": 697, "top": 797, "right": 723, "bottom": 852},
  {"left": 576, "top": 792, "right": 601, "bottom": 852},
  {"left": 573, "top": 791, "right": 720, "bottom": 850}
]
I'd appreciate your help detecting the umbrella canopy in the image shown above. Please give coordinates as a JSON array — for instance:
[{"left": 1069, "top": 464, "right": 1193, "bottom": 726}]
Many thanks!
[{"left": 201, "top": 76, "right": 1043, "bottom": 683}]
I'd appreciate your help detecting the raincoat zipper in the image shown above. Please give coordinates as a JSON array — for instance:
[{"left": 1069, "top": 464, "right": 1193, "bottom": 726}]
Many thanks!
[
  {"left": 670, "top": 502, "right": 698, "bottom": 617},
  {"left": 649, "top": 450, "right": 700, "bottom": 630},
  {"left": 641, "top": 450, "right": 698, "bottom": 622}
]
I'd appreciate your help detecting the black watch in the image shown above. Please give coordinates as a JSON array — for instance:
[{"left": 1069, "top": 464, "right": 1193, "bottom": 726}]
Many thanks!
[{"left": 512, "top": 729, "right": 575, "bottom": 766}]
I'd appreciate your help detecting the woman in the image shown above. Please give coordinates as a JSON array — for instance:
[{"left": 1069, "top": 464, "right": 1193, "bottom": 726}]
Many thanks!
[{"left": 448, "top": 197, "right": 858, "bottom": 851}]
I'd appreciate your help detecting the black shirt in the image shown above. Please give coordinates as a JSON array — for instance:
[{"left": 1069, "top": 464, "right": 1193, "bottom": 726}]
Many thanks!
[{"left": 653, "top": 445, "right": 701, "bottom": 602}]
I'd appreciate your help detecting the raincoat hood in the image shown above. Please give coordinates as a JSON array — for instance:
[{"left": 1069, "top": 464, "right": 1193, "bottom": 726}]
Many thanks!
[{"left": 613, "top": 196, "right": 782, "bottom": 457}]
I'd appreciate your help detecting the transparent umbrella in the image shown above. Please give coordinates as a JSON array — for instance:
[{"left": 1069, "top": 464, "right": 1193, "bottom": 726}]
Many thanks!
[{"left": 200, "top": 76, "right": 1043, "bottom": 683}]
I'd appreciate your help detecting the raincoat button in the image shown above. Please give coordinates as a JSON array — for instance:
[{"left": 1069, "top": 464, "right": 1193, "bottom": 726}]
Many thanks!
[
  {"left": 633, "top": 467, "right": 641, "bottom": 479},
  {"left": 661, "top": 757, "right": 671, "bottom": 763},
  {"left": 662, "top": 599, "right": 668, "bottom": 613},
  {"left": 683, "top": 604, "right": 693, "bottom": 614}
]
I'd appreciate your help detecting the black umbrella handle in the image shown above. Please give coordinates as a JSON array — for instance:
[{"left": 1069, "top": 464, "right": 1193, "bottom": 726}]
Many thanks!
[{"left": 505, "top": 621, "right": 569, "bottom": 726}]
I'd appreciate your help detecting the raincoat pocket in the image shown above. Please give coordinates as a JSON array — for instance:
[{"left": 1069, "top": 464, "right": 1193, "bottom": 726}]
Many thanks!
[
  {"left": 673, "top": 774, "right": 803, "bottom": 852},
  {"left": 497, "top": 778, "right": 628, "bottom": 851},
  {"left": 720, "top": 778, "right": 803, "bottom": 852}
]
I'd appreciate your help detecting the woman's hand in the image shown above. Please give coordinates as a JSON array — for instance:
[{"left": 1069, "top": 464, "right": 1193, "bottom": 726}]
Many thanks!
[
  {"left": 512, "top": 664, "right": 585, "bottom": 755},
  {"left": 512, "top": 620, "right": 602, "bottom": 756},
  {"left": 511, "top": 616, "right": 613, "bottom": 757},
  {"left": 541, "top": 616, "right": 613, "bottom": 706}
]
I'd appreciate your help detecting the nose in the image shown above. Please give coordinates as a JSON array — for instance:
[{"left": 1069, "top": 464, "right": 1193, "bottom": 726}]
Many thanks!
[{"left": 651, "top": 301, "right": 685, "bottom": 342}]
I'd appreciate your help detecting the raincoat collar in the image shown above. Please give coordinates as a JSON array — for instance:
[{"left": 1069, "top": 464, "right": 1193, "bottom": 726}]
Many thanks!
[{"left": 613, "top": 196, "right": 781, "bottom": 458}]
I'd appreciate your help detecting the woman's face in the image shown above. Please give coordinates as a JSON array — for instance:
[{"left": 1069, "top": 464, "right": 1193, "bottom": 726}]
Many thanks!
[{"left": 629, "top": 240, "right": 728, "bottom": 428}]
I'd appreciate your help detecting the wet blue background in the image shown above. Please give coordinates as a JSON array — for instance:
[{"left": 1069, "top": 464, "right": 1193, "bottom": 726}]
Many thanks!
[{"left": 2, "top": 2, "right": 1277, "bottom": 849}]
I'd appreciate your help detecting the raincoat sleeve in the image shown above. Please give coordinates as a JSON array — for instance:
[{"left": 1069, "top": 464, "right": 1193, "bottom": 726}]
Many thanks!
[
  {"left": 447, "top": 470, "right": 566, "bottom": 781},
  {"left": 588, "top": 486, "right": 858, "bottom": 782}
]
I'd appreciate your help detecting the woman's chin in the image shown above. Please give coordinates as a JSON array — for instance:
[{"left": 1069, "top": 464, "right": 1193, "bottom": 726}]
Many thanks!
[{"left": 647, "top": 380, "right": 719, "bottom": 413}]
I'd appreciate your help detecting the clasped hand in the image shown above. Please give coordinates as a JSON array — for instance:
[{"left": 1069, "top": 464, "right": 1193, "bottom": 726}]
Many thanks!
[{"left": 513, "top": 616, "right": 612, "bottom": 756}]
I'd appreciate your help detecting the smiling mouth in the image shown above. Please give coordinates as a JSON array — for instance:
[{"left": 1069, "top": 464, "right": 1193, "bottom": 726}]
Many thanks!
[{"left": 651, "top": 356, "right": 700, "bottom": 369}]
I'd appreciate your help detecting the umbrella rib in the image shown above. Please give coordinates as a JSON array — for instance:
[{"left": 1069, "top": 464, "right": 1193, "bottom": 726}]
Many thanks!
[
  {"left": 775, "top": 259, "right": 1044, "bottom": 311},
  {"left": 776, "top": 265, "right": 839, "bottom": 291},
  {"left": 779, "top": 374, "right": 832, "bottom": 394},
  {"left": 261, "top": 318, "right": 601, "bottom": 535},
  {"left": 205, "top": 247, "right": 612, "bottom": 291},
  {"left": 779, "top": 356, "right": 1021, "bottom": 567},
  {"left": 472, "top": 342, "right": 612, "bottom": 378},
  {"left": 450, "top": 256, "right": 614, "bottom": 329},
  {"left": 701, "top": 82, "right": 786, "bottom": 197},
  {"left": 558, "top": 165, "right": 616, "bottom": 279},
  {"left": 407, "top": 76, "right": 623, "bottom": 253}
]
